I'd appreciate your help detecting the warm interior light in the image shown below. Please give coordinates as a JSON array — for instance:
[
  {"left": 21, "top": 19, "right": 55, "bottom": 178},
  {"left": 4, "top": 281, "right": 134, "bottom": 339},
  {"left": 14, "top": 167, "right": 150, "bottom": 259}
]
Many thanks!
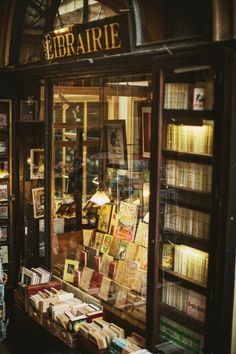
[{"left": 90, "top": 190, "right": 110, "bottom": 206}]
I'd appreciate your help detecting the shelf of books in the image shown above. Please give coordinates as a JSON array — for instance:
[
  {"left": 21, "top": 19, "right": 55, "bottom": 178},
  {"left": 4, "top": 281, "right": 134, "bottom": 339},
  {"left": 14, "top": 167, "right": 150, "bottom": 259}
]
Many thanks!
[
  {"left": 0, "top": 99, "right": 12, "bottom": 283},
  {"left": 152, "top": 54, "right": 218, "bottom": 354}
]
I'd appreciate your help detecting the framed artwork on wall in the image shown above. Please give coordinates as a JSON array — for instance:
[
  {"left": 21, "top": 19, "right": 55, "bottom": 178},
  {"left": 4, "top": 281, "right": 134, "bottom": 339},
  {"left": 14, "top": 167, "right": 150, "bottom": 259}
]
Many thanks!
[
  {"left": 30, "top": 148, "right": 44, "bottom": 179},
  {"left": 105, "top": 120, "right": 128, "bottom": 169}
]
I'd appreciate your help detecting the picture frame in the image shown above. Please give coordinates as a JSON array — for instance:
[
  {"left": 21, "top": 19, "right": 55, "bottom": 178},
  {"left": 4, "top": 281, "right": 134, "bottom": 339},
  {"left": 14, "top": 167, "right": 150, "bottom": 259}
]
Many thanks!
[
  {"left": 30, "top": 148, "right": 44, "bottom": 179},
  {"left": 32, "top": 187, "right": 44, "bottom": 219},
  {"left": 105, "top": 120, "right": 128, "bottom": 169},
  {"left": 20, "top": 98, "right": 38, "bottom": 121},
  {"left": 0, "top": 100, "right": 11, "bottom": 130},
  {"left": 0, "top": 205, "right": 8, "bottom": 219},
  {"left": 141, "top": 105, "right": 151, "bottom": 158}
]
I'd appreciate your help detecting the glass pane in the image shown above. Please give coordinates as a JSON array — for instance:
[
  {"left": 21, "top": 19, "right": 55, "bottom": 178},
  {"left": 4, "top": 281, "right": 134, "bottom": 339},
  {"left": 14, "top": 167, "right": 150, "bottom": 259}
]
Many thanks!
[
  {"left": 51, "top": 75, "right": 152, "bottom": 333},
  {"left": 157, "top": 65, "right": 215, "bottom": 353}
]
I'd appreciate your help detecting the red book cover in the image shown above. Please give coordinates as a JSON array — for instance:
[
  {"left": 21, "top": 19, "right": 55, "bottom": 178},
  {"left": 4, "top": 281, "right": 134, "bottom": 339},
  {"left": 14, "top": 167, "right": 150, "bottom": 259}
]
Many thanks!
[
  {"left": 94, "top": 255, "right": 102, "bottom": 272},
  {"left": 89, "top": 271, "right": 103, "bottom": 295},
  {"left": 107, "top": 261, "right": 117, "bottom": 280}
]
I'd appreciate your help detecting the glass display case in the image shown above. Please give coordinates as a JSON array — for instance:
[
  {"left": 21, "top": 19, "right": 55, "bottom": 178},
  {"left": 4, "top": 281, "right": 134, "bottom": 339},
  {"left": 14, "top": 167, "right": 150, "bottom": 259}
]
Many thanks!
[
  {"left": 148, "top": 48, "right": 236, "bottom": 353},
  {"left": 51, "top": 75, "right": 152, "bottom": 333},
  {"left": 0, "top": 99, "right": 12, "bottom": 283}
]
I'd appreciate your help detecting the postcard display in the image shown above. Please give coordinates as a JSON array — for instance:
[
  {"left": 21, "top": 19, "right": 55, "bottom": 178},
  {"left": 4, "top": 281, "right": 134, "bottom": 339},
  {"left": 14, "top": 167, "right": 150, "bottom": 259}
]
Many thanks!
[
  {"left": 0, "top": 100, "right": 11, "bottom": 280},
  {"left": 50, "top": 77, "right": 151, "bottom": 341},
  {"left": 0, "top": 100, "right": 11, "bottom": 341},
  {"left": 148, "top": 48, "right": 236, "bottom": 353}
]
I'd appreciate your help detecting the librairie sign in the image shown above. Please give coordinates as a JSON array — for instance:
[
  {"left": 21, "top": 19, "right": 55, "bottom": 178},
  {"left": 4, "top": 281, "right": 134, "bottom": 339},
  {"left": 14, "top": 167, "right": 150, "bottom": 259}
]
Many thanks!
[{"left": 42, "top": 15, "right": 130, "bottom": 63}]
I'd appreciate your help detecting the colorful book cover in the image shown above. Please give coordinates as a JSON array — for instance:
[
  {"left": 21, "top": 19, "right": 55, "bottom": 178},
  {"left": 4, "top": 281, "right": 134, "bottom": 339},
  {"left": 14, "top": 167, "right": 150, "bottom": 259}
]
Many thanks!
[
  {"left": 97, "top": 204, "right": 114, "bottom": 233},
  {"left": 114, "top": 201, "right": 138, "bottom": 242},
  {"left": 63, "top": 259, "right": 79, "bottom": 283},
  {"left": 100, "top": 234, "right": 114, "bottom": 254},
  {"left": 115, "top": 240, "right": 129, "bottom": 260}
]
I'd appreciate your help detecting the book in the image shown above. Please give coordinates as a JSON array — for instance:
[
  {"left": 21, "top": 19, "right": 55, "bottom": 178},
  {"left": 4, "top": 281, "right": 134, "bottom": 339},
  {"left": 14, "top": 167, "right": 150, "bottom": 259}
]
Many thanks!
[
  {"left": 100, "top": 234, "right": 114, "bottom": 254},
  {"left": 79, "top": 267, "right": 94, "bottom": 291},
  {"left": 97, "top": 204, "right": 114, "bottom": 233},
  {"left": 107, "top": 281, "right": 120, "bottom": 305},
  {"left": 114, "top": 201, "right": 138, "bottom": 242},
  {"left": 134, "top": 220, "right": 149, "bottom": 248},
  {"left": 21, "top": 267, "right": 35, "bottom": 286},
  {"left": 80, "top": 250, "right": 88, "bottom": 269},
  {"left": 63, "top": 259, "right": 79, "bottom": 283},
  {"left": 115, "top": 284, "right": 129, "bottom": 309},
  {"left": 107, "top": 260, "right": 117, "bottom": 280},
  {"left": 98, "top": 276, "right": 112, "bottom": 301},
  {"left": 82, "top": 228, "right": 94, "bottom": 246},
  {"left": 89, "top": 271, "right": 103, "bottom": 295},
  {"left": 91, "top": 232, "right": 104, "bottom": 252},
  {"left": 116, "top": 240, "right": 129, "bottom": 260},
  {"left": 86, "top": 247, "right": 99, "bottom": 269},
  {"left": 100, "top": 254, "right": 114, "bottom": 276}
]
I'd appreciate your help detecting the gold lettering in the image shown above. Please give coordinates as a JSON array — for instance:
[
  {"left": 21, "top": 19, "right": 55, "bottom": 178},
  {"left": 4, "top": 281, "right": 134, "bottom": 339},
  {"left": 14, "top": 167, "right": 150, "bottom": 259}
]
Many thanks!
[
  {"left": 76, "top": 33, "right": 86, "bottom": 54},
  {"left": 56, "top": 35, "right": 67, "bottom": 57},
  {"left": 103, "top": 24, "right": 110, "bottom": 50},
  {"left": 91, "top": 27, "right": 103, "bottom": 52},
  {"left": 85, "top": 29, "right": 92, "bottom": 52},
  {"left": 110, "top": 23, "right": 121, "bottom": 49},
  {"left": 65, "top": 33, "right": 75, "bottom": 56},
  {"left": 43, "top": 34, "right": 54, "bottom": 61}
]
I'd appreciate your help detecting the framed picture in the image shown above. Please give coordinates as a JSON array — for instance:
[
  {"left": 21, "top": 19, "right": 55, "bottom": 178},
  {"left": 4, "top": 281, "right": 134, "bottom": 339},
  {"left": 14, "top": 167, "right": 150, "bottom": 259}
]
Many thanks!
[
  {"left": 105, "top": 120, "right": 128, "bottom": 169},
  {"left": 141, "top": 105, "right": 151, "bottom": 158},
  {"left": 0, "top": 226, "right": 7, "bottom": 242},
  {"left": 0, "top": 137, "right": 8, "bottom": 156},
  {"left": 0, "top": 100, "right": 11, "bottom": 130},
  {"left": 30, "top": 148, "right": 44, "bottom": 179},
  {"left": 20, "top": 98, "right": 38, "bottom": 121},
  {"left": 0, "top": 205, "right": 8, "bottom": 219},
  {"left": 32, "top": 187, "right": 44, "bottom": 219}
]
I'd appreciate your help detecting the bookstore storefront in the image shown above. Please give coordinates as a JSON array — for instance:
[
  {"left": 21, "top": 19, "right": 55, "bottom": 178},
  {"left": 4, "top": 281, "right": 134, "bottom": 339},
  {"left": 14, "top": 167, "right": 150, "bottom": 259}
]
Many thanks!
[{"left": 1, "top": 1, "right": 236, "bottom": 353}]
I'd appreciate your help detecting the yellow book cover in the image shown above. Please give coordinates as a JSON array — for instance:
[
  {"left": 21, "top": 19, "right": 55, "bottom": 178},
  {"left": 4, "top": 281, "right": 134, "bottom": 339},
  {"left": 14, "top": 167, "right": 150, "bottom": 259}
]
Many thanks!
[{"left": 63, "top": 259, "right": 79, "bottom": 283}]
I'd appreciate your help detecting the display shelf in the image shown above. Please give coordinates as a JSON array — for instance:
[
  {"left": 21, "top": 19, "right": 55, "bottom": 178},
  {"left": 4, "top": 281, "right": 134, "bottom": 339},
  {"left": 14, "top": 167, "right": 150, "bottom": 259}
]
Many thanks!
[
  {"left": 160, "top": 268, "right": 207, "bottom": 295},
  {"left": 159, "top": 303, "right": 205, "bottom": 334},
  {"left": 162, "top": 230, "right": 209, "bottom": 252},
  {"left": 163, "top": 109, "right": 214, "bottom": 118}
]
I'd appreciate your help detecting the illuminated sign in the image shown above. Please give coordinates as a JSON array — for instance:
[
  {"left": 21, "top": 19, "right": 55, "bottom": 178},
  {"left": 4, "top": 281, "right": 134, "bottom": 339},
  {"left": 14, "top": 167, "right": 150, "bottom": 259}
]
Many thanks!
[{"left": 42, "top": 15, "right": 130, "bottom": 63}]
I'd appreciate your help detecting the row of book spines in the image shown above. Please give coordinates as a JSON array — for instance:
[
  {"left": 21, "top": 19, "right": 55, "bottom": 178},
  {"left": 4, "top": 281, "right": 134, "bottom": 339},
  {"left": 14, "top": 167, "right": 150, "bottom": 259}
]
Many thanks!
[
  {"left": 162, "top": 244, "right": 208, "bottom": 285},
  {"left": 164, "top": 204, "right": 210, "bottom": 240},
  {"left": 160, "top": 317, "right": 204, "bottom": 353},
  {"left": 162, "top": 281, "right": 206, "bottom": 321},
  {"left": 165, "top": 123, "right": 213, "bottom": 155},
  {"left": 164, "top": 82, "right": 214, "bottom": 110},
  {"left": 164, "top": 160, "right": 212, "bottom": 193}
]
